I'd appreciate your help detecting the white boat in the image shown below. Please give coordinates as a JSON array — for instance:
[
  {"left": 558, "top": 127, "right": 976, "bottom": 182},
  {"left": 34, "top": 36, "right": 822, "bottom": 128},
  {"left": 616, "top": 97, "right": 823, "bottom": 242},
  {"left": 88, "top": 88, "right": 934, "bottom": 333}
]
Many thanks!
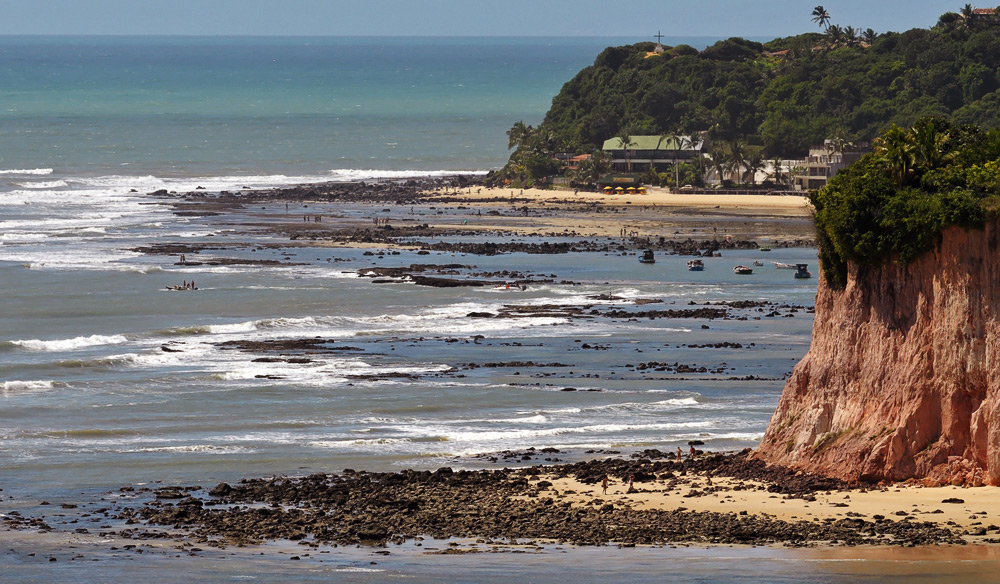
[
  {"left": 773, "top": 261, "right": 797, "bottom": 269},
  {"left": 687, "top": 259, "right": 704, "bottom": 271},
  {"left": 733, "top": 265, "right": 753, "bottom": 275}
]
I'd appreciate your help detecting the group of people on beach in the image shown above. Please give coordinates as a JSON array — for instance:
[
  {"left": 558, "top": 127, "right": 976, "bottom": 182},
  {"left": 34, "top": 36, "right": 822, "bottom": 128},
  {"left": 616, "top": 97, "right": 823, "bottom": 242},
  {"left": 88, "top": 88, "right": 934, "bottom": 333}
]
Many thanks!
[{"left": 372, "top": 217, "right": 389, "bottom": 225}]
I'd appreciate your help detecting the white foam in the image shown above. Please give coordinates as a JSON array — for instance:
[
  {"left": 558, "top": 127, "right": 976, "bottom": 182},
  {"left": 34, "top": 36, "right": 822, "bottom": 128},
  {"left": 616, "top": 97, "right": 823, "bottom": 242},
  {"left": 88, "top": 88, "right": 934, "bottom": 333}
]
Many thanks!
[
  {"left": 207, "top": 321, "right": 260, "bottom": 334},
  {"left": 12, "top": 334, "right": 129, "bottom": 352},
  {"left": 1, "top": 380, "right": 54, "bottom": 394},
  {"left": 309, "top": 438, "right": 411, "bottom": 449},
  {"left": 0, "top": 168, "right": 53, "bottom": 175},
  {"left": 16, "top": 180, "right": 69, "bottom": 189},
  {"left": 127, "top": 445, "right": 254, "bottom": 454}
]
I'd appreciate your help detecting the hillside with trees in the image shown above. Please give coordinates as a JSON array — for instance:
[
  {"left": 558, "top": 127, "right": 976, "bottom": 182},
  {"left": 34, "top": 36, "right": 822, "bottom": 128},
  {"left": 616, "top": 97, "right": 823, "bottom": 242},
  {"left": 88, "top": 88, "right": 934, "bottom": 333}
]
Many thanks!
[{"left": 495, "top": 6, "right": 1000, "bottom": 188}]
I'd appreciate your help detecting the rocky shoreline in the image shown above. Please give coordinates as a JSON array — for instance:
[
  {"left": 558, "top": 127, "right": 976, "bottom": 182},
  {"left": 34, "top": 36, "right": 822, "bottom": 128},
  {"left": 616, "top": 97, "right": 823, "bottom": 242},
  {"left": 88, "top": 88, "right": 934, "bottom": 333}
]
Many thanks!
[{"left": 62, "top": 450, "right": 964, "bottom": 550}]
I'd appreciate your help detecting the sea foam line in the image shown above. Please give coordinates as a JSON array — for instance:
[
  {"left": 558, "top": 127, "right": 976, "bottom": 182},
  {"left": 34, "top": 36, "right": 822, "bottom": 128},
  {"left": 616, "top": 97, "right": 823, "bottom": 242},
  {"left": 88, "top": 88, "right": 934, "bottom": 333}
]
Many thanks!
[
  {"left": 8, "top": 334, "right": 129, "bottom": 352},
  {"left": 1, "top": 380, "right": 55, "bottom": 394}
]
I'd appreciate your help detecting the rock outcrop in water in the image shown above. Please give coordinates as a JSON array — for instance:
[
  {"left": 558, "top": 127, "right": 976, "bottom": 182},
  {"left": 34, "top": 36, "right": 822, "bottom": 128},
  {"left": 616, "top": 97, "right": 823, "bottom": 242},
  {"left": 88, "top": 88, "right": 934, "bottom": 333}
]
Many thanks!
[{"left": 757, "top": 220, "right": 1000, "bottom": 486}]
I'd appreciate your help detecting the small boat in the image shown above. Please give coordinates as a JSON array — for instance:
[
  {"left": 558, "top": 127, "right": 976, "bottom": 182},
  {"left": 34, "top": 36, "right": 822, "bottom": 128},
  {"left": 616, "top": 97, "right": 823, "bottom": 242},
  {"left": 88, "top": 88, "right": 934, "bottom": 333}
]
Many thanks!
[
  {"left": 733, "top": 265, "right": 753, "bottom": 275},
  {"left": 687, "top": 259, "right": 704, "bottom": 271},
  {"left": 638, "top": 249, "right": 656, "bottom": 264},
  {"left": 758, "top": 245, "right": 772, "bottom": 252},
  {"left": 794, "top": 264, "right": 812, "bottom": 279},
  {"left": 752, "top": 260, "right": 764, "bottom": 267},
  {"left": 773, "top": 261, "right": 797, "bottom": 269}
]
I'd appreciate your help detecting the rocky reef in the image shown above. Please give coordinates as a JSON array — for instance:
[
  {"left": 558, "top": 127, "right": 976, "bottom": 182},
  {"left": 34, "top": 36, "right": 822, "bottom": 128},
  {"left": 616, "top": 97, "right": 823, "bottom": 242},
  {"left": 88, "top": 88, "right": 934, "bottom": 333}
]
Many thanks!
[{"left": 757, "top": 219, "right": 1000, "bottom": 486}]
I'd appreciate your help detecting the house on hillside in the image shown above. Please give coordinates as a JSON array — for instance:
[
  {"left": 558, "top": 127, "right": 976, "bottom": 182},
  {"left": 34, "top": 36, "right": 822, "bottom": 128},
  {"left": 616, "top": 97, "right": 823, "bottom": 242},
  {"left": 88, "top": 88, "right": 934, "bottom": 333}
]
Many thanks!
[
  {"left": 972, "top": 7, "right": 1000, "bottom": 22},
  {"left": 790, "top": 141, "right": 868, "bottom": 191},
  {"left": 601, "top": 135, "right": 703, "bottom": 172}
]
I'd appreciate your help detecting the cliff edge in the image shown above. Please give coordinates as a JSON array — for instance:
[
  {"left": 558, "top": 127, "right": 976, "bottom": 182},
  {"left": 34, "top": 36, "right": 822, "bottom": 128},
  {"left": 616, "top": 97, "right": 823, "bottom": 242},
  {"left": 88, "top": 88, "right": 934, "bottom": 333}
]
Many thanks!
[{"left": 756, "top": 219, "right": 1000, "bottom": 486}]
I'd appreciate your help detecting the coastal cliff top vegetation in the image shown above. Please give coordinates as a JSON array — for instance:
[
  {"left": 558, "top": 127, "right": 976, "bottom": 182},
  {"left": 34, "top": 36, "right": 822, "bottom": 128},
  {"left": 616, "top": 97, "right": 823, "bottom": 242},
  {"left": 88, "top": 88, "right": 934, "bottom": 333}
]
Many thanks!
[
  {"left": 497, "top": 6, "right": 1000, "bottom": 186},
  {"left": 814, "top": 117, "right": 1000, "bottom": 288}
]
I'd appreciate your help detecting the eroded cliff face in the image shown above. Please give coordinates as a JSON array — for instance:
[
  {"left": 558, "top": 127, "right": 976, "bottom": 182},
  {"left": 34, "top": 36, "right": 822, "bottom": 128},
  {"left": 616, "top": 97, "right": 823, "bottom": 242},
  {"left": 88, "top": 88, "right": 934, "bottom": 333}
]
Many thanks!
[{"left": 756, "top": 220, "right": 1000, "bottom": 486}]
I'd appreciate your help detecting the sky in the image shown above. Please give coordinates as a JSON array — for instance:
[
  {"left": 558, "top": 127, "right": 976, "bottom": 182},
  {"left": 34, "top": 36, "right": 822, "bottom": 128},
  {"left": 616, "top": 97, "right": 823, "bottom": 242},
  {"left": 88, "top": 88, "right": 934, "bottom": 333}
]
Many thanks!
[{"left": 1, "top": 1, "right": 959, "bottom": 38}]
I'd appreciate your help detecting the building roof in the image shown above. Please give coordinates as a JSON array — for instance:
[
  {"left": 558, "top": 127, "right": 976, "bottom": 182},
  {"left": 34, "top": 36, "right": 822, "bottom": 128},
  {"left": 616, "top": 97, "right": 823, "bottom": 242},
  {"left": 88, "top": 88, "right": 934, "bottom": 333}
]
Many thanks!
[{"left": 601, "top": 135, "right": 702, "bottom": 151}]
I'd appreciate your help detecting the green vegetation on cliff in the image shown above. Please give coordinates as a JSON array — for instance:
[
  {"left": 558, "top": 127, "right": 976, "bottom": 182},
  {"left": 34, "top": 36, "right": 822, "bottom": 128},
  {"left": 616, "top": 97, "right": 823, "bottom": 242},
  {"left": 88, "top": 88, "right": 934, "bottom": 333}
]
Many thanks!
[
  {"left": 813, "top": 118, "right": 1000, "bottom": 288},
  {"left": 499, "top": 9, "right": 1000, "bottom": 187}
]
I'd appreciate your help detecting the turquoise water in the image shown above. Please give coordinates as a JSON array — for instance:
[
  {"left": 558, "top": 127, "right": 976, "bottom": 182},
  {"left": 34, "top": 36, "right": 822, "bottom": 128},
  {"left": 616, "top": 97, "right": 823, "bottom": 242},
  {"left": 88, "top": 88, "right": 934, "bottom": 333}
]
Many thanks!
[{"left": 0, "top": 35, "right": 649, "bottom": 178}]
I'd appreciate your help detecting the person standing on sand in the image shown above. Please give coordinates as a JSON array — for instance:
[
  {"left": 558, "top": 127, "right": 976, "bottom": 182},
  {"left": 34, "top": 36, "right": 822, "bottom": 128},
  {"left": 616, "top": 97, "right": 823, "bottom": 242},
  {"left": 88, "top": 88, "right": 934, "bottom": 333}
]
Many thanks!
[
  {"left": 601, "top": 475, "right": 608, "bottom": 495},
  {"left": 676, "top": 446, "right": 683, "bottom": 460}
]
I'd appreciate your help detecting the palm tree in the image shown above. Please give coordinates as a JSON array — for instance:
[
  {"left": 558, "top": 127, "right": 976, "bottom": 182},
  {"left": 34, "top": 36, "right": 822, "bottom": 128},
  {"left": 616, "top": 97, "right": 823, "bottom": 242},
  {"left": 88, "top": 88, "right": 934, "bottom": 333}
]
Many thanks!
[
  {"left": 960, "top": 4, "right": 975, "bottom": 30},
  {"left": 873, "top": 124, "right": 915, "bottom": 186},
  {"left": 843, "top": 26, "right": 859, "bottom": 48},
  {"left": 861, "top": 28, "right": 879, "bottom": 46},
  {"left": 724, "top": 140, "right": 747, "bottom": 184},
  {"left": 743, "top": 150, "right": 765, "bottom": 185},
  {"left": 506, "top": 121, "right": 533, "bottom": 151},
  {"left": 674, "top": 134, "right": 696, "bottom": 188},
  {"left": 910, "top": 119, "right": 952, "bottom": 170},
  {"left": 811, "top": 5, "right": 831, "bottom": 29},
  {"left": 768, "top": 158, "right": 786, "bottom": 187},
  {"left": 617, "top": 131, "right": 635, "bottom": 172},
  {"left": 825, "top": 25, "right": 845, "bottom": 49}
]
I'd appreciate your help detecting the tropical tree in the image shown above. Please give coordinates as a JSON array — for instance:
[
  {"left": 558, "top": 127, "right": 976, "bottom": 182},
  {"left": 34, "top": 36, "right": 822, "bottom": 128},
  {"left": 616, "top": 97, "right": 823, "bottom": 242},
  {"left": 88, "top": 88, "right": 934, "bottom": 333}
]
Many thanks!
[
  {"left": 617, "top": 130, "right": 635, "bottom": 172},
  {"left": 573, "top": 150, "right": 612, "bottom": 186},
  {"left": 873, "top": 124, "right": 915, "bottom": 186},
  {"left": 825, "top": 25, "right": 845, "bottom": 49},
  {"left": 768, "top": 158, "right": 786, "bottom": 186},
  {"left": 843, "top": 26, "right": 860, "bottom": 48},
  {"left": 958, "top": 4, "right": 976, "bottom": 31},
  {"left": 811, "top": 5, "right": 831, "bottom": 29},
  {"left": 507, "top": 121, "right": 533, "bottom": 151},
  {"left": 910, "top": 118, "right": 952, "bottom": 170},
  {"left": 743, "top": 149, "right": 766, "bottom": 185},
  {"left": 674, "top": 134, "right": 696, "bottom": 188},
  {"left": 861, "top": 28, "right": 879, "bottom": 46},
  {"left": 724, "top": 140, "right": 747, "bottom": 184}
]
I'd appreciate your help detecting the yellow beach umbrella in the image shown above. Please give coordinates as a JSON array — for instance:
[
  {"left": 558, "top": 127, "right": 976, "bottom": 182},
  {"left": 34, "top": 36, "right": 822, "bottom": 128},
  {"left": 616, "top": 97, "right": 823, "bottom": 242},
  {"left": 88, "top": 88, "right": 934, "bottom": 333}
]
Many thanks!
[{"left": 615, "top": 186, "right": 625, "bottom": 194}]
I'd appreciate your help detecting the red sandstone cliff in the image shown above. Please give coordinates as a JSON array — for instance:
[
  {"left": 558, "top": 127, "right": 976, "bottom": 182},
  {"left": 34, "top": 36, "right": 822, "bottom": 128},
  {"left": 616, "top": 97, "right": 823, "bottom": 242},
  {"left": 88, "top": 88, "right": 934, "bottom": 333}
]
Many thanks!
[{"left": 756, "top": 219, "right": 1000, "bottom": 486}]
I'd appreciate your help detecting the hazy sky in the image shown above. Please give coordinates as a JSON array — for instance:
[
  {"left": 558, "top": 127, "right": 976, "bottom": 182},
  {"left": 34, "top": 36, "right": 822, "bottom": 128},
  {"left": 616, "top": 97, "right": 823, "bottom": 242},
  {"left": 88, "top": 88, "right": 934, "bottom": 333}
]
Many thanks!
[{"left": 3, "top": 1, "right": 958, "bottom": 38}]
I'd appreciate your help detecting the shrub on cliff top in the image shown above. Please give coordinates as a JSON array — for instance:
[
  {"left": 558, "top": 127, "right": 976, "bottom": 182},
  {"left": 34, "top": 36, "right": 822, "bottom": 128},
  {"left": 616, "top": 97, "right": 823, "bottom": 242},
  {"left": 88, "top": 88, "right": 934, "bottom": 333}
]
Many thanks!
[{"left": 813, "top": 118, "right": 1000, "bottom": 288}]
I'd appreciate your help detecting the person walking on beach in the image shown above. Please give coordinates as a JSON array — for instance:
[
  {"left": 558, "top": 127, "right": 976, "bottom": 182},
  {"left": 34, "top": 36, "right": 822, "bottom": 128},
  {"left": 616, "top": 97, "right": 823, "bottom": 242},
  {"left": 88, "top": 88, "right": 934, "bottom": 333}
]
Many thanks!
[
  {"left": 676, "top": 446, "right": 683, "bottom": 461},
  {"left": 601, "top": 475, "right": 608, "bottom": 495}
]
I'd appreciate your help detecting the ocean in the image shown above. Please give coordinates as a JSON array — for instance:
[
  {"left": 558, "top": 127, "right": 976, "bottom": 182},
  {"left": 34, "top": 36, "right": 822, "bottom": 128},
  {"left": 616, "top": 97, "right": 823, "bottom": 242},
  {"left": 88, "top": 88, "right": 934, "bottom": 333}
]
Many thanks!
[{"left": 0, "top": 36, "right": 992, "bottom": 582}]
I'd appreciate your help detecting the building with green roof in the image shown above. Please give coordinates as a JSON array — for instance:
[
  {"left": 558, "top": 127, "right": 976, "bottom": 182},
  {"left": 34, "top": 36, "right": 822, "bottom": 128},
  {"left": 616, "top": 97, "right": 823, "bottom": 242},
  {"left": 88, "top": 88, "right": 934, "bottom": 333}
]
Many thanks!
[{"left": 601, "top": 135, "right": 703, "bottom": 172}]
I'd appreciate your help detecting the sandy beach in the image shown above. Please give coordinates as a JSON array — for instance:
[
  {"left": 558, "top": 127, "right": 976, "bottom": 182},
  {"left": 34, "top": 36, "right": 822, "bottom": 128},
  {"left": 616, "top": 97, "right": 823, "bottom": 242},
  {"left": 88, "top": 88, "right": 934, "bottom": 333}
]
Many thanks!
[
  {"left": 534, "top": 469, "right": 1000, "bottom": 533},
  {"left": 420, "top": 186, "right": 815, "bottom": 240}
]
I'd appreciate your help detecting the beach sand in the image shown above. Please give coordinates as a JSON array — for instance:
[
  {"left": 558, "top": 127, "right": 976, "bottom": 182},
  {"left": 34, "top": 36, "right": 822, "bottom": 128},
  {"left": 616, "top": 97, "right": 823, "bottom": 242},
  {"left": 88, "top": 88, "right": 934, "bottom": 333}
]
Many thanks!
[
  {"left": 532, "top": 471, "right": 1000, "bottom": 533},
  {"left": 414, "top": 186, "right": 815, "bottom": 241}
]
